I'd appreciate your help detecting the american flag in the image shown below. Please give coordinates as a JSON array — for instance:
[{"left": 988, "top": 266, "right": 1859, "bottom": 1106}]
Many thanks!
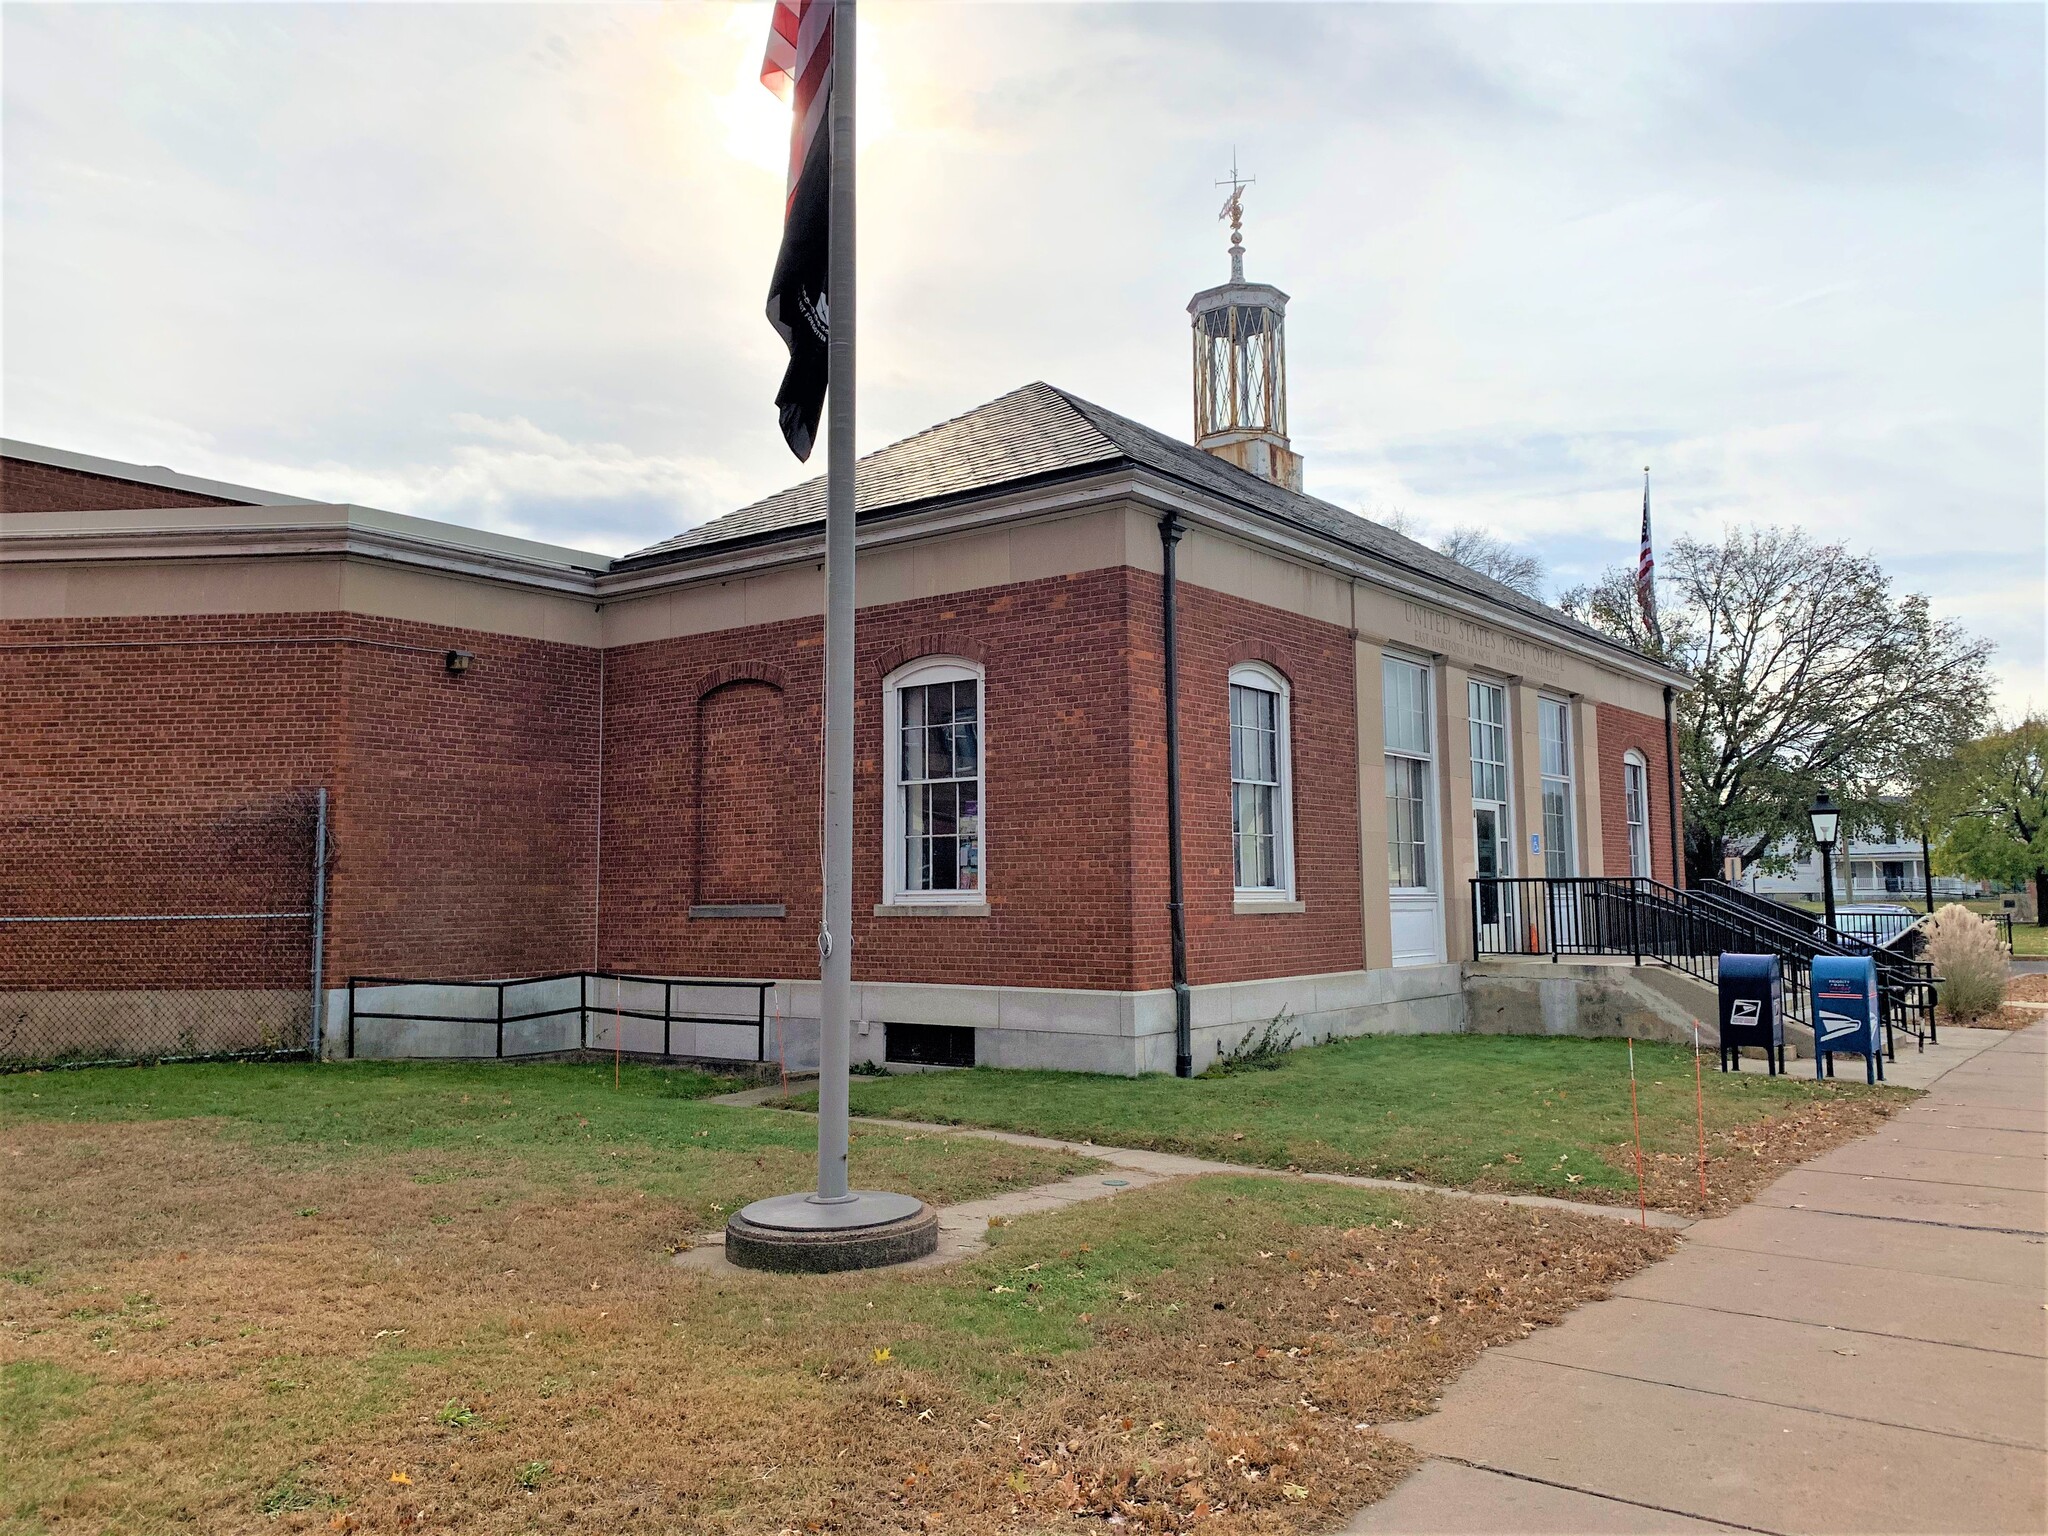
[
  {"left": 761, "top": 0, "right": 835, "bottom": 206},
  {"left": 1636, "top": 467, "right": 1660, "bottom": 641},
  {"left": 762, "top": 0, "right": 836, "bottom": 460}
]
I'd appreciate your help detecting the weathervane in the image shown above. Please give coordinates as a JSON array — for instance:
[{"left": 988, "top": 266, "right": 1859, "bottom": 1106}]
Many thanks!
[{"left": 1216, "top": 150, "right": 1254, "bottom": 281}]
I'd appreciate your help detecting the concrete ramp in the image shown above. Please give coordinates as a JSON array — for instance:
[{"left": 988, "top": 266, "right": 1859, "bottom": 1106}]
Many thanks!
[{"left": 1463, "top": 957, "right": 1815, "bottom": 1059}]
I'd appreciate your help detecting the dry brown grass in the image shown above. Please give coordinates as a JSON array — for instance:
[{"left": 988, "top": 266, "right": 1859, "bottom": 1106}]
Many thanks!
[
  {"left": 0, "top": 1118, "right": 1671, "bottom": 1535},
  {"left": 1615, "top": 1089, "right": 1909, "bottom": 1217}
]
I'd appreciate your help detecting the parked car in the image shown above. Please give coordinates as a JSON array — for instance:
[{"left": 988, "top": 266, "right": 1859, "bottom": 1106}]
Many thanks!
[{"left": 1830, "top": 903, "right": 1919, "bottom": 947}]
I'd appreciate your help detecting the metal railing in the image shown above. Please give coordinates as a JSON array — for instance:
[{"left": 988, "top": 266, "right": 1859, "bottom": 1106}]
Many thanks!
[
  {"left": 1472, "top": 875, "right": 1942, "bottom": 1055},
  {"left": 345, "top": 971, "right": 773, "bottom": 1064}
]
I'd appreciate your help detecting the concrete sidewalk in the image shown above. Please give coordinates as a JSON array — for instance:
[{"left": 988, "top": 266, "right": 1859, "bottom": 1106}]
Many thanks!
[{"left": 1345, "top": 1022, "right": 2048, "bottom": 1536}]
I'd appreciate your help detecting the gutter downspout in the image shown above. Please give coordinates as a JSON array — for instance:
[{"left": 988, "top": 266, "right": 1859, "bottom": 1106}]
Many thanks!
[
  {"left": 1160, "top": 514, "right": 1193, "bottom": 1078},
  {"left": 1662, "top": 684, "right": 1683, "bottom": 888}
]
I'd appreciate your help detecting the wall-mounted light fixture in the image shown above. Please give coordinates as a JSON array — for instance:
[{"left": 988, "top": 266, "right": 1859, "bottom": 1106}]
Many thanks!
[{"left": 445, "top": 650, "right": 473, "bottom": 677}]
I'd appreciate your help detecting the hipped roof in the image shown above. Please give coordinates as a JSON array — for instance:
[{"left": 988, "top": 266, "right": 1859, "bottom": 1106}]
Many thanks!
[{"left": 621, "top": 382, "right": 1651, "bottom": 666}]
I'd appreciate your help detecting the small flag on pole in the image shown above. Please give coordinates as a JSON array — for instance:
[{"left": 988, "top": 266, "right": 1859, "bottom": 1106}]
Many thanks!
[
  {"left": 762, "top": 0, "right": 836, "bottom": 461},
  {"left": 1636, "top": 466, "right": 1661, "bottom": 643}
]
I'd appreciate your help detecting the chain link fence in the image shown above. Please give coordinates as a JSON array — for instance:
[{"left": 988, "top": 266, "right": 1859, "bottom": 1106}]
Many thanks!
[{"left": 0, "top": 790, "right": 327, "bottom": 1070}]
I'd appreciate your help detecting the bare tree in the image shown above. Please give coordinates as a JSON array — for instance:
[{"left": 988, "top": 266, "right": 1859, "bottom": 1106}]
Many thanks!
[
  {"left": 1436, "top": 526, "right": 1546, "bottom": 600},
  {"left": 1561, "top": 527, "right": 1992, "bottom": 884}
]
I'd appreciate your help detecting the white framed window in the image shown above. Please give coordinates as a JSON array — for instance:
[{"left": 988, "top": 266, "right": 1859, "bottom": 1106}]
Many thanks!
[
  {"left": 1539, "top": 696, "right": 1577, "bottom": 878},
  {"left": 1623, "top": 750, "right": 1652, "bottom": 879},
  {"left": 882, "top": 658, "right": 984, "bottom": 903},
  {"left": 1229, "top": 663, "right": 1294, "bottom": 898},
  {"left": 1383, "top": 655, "right": 1435, "bottom": 892},
  {"left": 1467, "top": 679, "right": 1510, "bottom": 807}
]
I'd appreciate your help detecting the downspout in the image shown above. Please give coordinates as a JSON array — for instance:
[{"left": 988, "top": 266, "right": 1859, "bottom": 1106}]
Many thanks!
[
  {"left": 593, "top": 645, "right": 605, "bottom": 969},
  {"left": 1160, "top": 513, "right": 1193, "bottom": 1077},
  {"left": 1662, "top": 684, "right": 1682, "bottom": 888}
]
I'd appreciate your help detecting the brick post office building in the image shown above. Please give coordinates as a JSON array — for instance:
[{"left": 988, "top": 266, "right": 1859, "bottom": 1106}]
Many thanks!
[{"left": 2, "top": 246, "right": 1686, "bottom": 1074}]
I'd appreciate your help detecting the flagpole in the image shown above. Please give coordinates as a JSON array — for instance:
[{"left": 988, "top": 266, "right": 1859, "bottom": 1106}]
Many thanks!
[
  {"left": 816, "top": 0, "right": 856, "bottom": 1206},
  {"left": 727, "top": 0, "right": 934, "bottom": 1271}
]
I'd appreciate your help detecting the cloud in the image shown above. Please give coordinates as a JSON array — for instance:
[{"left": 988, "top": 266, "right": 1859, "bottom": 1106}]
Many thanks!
[{"left": 3, "top": 1, "right": 2040, "bottom": 711}]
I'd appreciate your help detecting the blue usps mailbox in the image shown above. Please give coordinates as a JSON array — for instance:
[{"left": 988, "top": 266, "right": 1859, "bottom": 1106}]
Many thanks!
[
  {"left": 1717, "top": 954, "right": 1784, "bottom": 1074},
  {"left": 1811, "top": 956, "right": 1884, "bottom": 1083}
]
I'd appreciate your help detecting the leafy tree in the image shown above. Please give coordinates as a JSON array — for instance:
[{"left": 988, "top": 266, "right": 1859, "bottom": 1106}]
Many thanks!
[
  {"left": 1561, "top": 527, "right": 1991, "bottom": 884},
  {"left": 1926, "top": 717, "right": 2048, "bottom": 925},
  {"left": 1436, "top": 527, "right": 1546, "bottom": 600}
]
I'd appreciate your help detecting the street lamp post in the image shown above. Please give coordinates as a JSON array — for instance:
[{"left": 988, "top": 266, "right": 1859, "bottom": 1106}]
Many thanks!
[{"left": 1808, "top": 791, "right": 1841, "bottom": 935}]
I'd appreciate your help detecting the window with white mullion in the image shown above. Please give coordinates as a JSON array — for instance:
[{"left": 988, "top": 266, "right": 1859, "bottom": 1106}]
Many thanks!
[
  {"left": 885, "top": 662, "right": 984, "bottom": 901},
  {"left": 1623, "top": 751, "right": 1651, "bottom": 878},
  {"left": 1467, "top": 680, "right": 1509, "bottom": 806},
  {"left": 1382, "top": 655, "right": 1435, "bottom": 892},
  {"left": 1539, "top": 696, "right": 1577, "bottom": 878},
  {"left": 1229, "top": 665, "right": 1293, "bottom": 897}
]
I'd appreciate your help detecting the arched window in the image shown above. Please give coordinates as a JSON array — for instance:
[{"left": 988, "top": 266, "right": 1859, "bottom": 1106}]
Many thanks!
[
  {"left": 1623, "top": 749, "right": 1652, "bottom": 879},
  {"left": 1229, "top": 662, "right": 1294, "bottom": 899},
  {"left": 883, "top": 657, "right": 985, "bottom": 903}
]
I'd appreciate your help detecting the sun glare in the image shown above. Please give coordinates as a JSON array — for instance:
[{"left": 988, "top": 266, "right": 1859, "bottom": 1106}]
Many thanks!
[{"left": 710, "top": 1, "right": 893, "bottom": 180}]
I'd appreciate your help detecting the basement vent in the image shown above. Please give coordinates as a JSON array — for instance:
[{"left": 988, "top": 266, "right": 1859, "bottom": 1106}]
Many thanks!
[{"left": 884, "top": 1022, "right": 976, "bottom": 1068}]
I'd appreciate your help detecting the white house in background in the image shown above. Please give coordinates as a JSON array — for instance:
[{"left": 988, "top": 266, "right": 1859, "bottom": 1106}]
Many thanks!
[{"left": 1735, "top": 837, "right": 1983, "bottom": 904}]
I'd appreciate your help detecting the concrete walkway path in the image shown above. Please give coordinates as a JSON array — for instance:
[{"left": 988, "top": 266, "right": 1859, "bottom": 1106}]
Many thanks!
[{"left": 1344, "top": 1022, "right": 2047, "bottom": 1535}]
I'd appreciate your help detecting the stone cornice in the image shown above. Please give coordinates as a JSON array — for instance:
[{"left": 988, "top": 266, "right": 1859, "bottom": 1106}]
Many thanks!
[{"left": 1, "top": 505, "right": 607, "bottom": 598}]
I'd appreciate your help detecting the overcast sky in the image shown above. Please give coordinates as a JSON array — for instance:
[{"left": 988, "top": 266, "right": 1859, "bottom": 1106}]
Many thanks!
[{"left": 5, "top": 2, "right": 2042, "bottom": 711}]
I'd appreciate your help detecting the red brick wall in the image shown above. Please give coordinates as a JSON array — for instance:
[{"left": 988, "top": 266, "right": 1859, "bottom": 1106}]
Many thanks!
[
  {"left": 0, "top": 457, "right": 248, "bottom": 513},
  {"left": 1127, "top": 577, "right": 1364, "bottom": 989},
  {"left": 5, "top": 566, "right": 1371, "bottom": 1001},
  {"left": 336, "top": 617, "right": 600, "bottom": 980},
  {"left": 1596, "top": 702, "right": 1681, "bottom": 886},
  {"left": 0, "top": 614, "right": 600, "bottom": 989},
  {"left": 599, "top": 568, "right": 1151, "bottom": 989},
  {"left": 0, "top": 616, "right": 342, "bottom": 991}
]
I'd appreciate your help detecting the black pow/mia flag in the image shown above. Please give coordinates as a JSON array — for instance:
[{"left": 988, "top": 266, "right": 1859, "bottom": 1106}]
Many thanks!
[{"left": 765, "top": 122, "right": 830, "bottom": 461}]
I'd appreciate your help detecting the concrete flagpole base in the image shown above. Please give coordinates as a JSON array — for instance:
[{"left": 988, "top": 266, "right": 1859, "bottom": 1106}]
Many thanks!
[{"left": 725, "top": 1189, "right": 938, "bottom": 1273}]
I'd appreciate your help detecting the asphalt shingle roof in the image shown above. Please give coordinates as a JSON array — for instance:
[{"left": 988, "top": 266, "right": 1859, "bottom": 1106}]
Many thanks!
[{"left": 620, "top": 381, "right": 1645, "bottom": 662}]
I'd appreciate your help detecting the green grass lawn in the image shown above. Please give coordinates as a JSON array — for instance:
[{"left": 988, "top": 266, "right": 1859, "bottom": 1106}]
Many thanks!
[
  {"left": 0, "top": 1059, "right": 1093, "bottom": 1227},
  {"left": 2009, "top": 922, "right": 2048, "bottom": 958},
  {"left": 0, "top": 1059, "right": 1673, "bottom": 1534},
  {"left": 779, "top": 1033, "right": 1908, "bottom": 1206}
]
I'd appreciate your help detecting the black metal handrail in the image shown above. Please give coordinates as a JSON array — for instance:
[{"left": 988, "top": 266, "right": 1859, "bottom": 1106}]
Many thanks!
[
  {"left": 346, "top": 971, "right": 773, "bottom": 1062},
  {"left": 1472, "top": 875, "right": 1939, "bottom": 1055}
]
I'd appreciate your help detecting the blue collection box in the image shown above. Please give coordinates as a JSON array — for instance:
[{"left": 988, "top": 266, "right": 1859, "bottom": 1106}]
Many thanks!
[
  {"left": 1811, "top": 955, "right": 1884, "bottom": 1083},
  {"left": 1717, "top": 953, "right": 1785, "bottom": 1074}
]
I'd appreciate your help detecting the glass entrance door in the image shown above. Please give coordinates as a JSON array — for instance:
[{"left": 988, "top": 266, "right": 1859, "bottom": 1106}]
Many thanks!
[
  {"left": 1467, "top": 679, "right": 1514, "bottom": 953},
  {"left": 1474, "top": 804, "right": 1507, "bottom": 947}
]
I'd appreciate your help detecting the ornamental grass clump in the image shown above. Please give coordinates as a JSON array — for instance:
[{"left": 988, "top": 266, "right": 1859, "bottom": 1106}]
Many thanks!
[{"left": 1925, "top": 904, "right": 2007, "bottom": 1020}]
